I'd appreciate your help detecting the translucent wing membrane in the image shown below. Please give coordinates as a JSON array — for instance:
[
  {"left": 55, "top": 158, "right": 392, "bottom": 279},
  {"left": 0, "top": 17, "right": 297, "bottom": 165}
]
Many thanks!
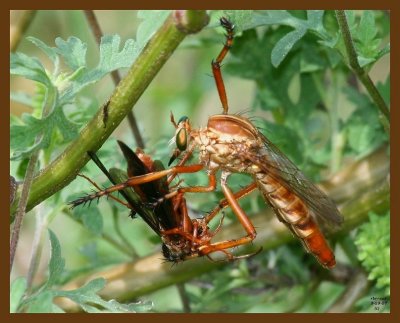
[{"left": 245, "top": 131, "right": 343, "bottom": 232}]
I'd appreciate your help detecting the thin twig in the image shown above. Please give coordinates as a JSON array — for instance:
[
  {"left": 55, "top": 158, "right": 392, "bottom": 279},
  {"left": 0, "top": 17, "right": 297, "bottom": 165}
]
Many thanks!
[
  {"left": 112, "top": 211, "right": 138, "bottom": 258},
  {"left": 176, "top": 283, "right": 191, "bottom": 313},
  {"left": 10, "top": 86, "right": 57, "bottom": 272},
  {"left": 26, "top": 205, "right": 47, "bottom": 292},
  {"left": 10, "top": 152, "right": 40, "bottom": 272},
  {"left": 10, "top": 10, "right": 37, "bottom": 52},
  {"left": 335, "top": 10, "right": 390, "bottom": 134},
  {"left": 10, "top": 82, "right": 58, "bottom": 272},
  {"left": 84, "top": 10, "right": 145, "bottom": 149},
  {"left": 326, "top": 269, "right": 369, "bottom": 313}
]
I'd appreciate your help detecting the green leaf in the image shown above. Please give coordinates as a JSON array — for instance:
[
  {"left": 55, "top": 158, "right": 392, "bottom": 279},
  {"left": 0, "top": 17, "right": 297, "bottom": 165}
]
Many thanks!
[
  {"left": 376, "top": 75, "right": 390, "bottom": 106},
  {"left": 306, "top": 10, "right": 325, "bottom": 30},
  {"left": 376, "top": 42, "right": 390, "bottom": 60},
  {"left": 221, "top": 10, "right": 254, "bottom": 32},
  {"left": 46, "top": 229, "right": 65, "bottom": 288},
  {"left": 26, "top": 291, "right": 55, "bottom": 313},
  {"left": 10, "top": 91, "right": 34, "bottom": 108},
  {"left": 27, "top": 37, "right": 59, "bottom": 68},
  {"left": 347, "top": 123, "right": 375, "bottom": 153},
  {"left": 11, "top": 32, "right": 142, "bottom": 160},
  {"left": 137, "top": 10, "right": 171, "bottom": 48},
  {"left": 342, "top": 86, "right": 388, "bottom": 156},
  {"left": 355, "top": 212, "right": 390, "bottom": 296},
  {"left": 10, "top": 107, "right": 79, "bottom": 160},
  {"left": 55, "top": 37, "right": 87, "bottom": 70},
  {"left": 271, "top": 27, "right": 307, "bottom": 67},
  {"left": 226, "top": 29, "right": 270, "bottom": 81},
  {"left": 53, "top": 278, "right": 153, "bottom": 312},
  {"left": 72, "top": 205, "right": 103, "bottom": 236},
  {"left": 357, "top": 10, "right": 378, "bottom": 44},
  {"left": 10, "top": 52, "right": 51, "bottom": 87},
  {"left": 251, "top": 10, "right": 302, "bottom": 28},
  {"left": 95, "top": 35, "right": 136, "bottom": 76},
  {"left": 10, "top": 277, "right": 27, "bottom": 313}
]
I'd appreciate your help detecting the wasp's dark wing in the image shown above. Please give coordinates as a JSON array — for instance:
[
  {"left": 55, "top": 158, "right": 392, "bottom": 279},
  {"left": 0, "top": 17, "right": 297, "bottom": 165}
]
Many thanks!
[
  {"left": 88, "top": 150, "right": 162, "bottom": 235},
  {"left": 244, "top": 132, "right": 343, "bottom": 232},
  {"left": 116, "top": 141, "right": 181, "bottom": 231}
]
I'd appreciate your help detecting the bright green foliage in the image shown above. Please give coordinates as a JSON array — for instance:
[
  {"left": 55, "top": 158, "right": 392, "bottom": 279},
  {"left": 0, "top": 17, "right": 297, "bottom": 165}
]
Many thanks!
[
  {"left": 10, "top": 35, "right": 136, "bottom": 160},
  {"left": 346, "top": 10, "right": 390, "bottom": 67},
  {"left": 10, "top": 277, "right": 27, "bottom": 313},
  {"left": 12, "top": 229, "right": 153, "bottom": 313},
  {"left": 355, "top": 212, "right": 390, "bottom": 296},
  {"left": 10, "top": 11, "right": 170, "bottom": 161}
]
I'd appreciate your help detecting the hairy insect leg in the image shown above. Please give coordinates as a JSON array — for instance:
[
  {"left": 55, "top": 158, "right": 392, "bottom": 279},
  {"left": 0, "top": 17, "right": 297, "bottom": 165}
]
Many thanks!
[
  {"left": 163, "top": 173, "right": 217, "bottom": 201},
  {"left": 198, "top": 174, "right": 257, "bottom": 256},
  {"left": 167, "top": 143, "right": 196, "bottom": 181},
  {"left": 212, "top": 17, "right": 234, "bottom": 114},
  {"left": 172, "top": 193, "right": 193, "bottom": 234},
  {"left": 76, "top": 174, "right": 130, "bottom": 208},
  {"left": 71, "top": 164, "right": 204, "bottom": 207},
  {"left": 204, "top": 182, "right": 258, "bottom": 224}
]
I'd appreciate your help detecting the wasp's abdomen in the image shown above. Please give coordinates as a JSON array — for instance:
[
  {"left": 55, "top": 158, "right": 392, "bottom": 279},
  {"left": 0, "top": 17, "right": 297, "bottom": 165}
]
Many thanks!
[{"left": 256, "top": 173, "right": 336, "bottom": 268}]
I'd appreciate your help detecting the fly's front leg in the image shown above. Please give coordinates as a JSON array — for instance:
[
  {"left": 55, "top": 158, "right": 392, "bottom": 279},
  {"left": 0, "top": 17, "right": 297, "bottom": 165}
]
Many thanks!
[
  {"left": 213, "top": 17, "right": 234, "bottom": 114},
  {"left": 76, "top": 174, "right": 131, "bottom": 208},
  {"left": 70, "top": 164, "right": 204, "bottom": 208},
  {"left": 167, "top": 142, "right": 196, "bottom": 184}
]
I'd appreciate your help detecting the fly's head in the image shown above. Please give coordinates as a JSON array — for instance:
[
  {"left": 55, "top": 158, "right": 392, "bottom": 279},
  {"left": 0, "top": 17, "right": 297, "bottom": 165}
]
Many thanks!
[{"left": 168, "top": 115, "right": 192, "bottom": 165}]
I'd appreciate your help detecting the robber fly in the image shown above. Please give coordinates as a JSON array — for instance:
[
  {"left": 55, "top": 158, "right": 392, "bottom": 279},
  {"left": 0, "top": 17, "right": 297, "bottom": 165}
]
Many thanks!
[{"left": 166, "top": 17, "right": 344, "bottom": 268}]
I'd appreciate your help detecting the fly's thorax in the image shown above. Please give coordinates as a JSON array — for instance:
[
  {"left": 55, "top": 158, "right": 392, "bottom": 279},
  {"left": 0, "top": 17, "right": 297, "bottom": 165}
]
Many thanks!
[
  {"left": 207, "top": 114, "right": 260, "bottom": 141},
  {"left": 194, "top": 119, "right": 263, "bottom": 173}
]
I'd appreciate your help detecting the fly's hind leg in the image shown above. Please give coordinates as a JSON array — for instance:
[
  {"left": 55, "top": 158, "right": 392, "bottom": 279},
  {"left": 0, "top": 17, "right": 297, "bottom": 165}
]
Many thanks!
[{"left": 198, "top": 172, "right": 258, "bottom": 258}]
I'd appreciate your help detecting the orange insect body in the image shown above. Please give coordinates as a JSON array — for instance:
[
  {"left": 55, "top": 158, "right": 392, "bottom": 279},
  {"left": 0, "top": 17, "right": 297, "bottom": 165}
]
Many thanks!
[{"left": 180, "top": 113, "right": 342, "bottom": 268}]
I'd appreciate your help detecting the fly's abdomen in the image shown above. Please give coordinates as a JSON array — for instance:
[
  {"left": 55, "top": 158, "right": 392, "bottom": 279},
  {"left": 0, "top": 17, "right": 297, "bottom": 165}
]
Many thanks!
[{"left": 256, "top": 173, "right": 336, "bottom": 268}]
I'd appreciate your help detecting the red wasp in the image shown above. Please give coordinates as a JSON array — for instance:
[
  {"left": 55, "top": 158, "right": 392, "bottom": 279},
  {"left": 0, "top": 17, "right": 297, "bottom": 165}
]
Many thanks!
[
  {"left": 72, "top": 141, "right": 240, "bottom": 262},
  {"left": 71, "top": 17, "right": 343, "bottom": 268}
]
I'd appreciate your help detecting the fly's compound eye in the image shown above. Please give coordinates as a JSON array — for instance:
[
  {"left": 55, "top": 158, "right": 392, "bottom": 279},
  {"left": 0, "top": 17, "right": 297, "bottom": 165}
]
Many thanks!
[
  {"left": 178, "top": 116, "right": 189, "bottom": 124},
  {"left": 176, "top": 128, "right": 187, "bottom": 151}
]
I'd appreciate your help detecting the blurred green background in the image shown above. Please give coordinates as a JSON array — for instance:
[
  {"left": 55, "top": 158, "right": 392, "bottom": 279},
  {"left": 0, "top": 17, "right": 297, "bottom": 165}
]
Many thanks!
[{"left": 10, "top": 10, "right": 390, "bottom": 313}]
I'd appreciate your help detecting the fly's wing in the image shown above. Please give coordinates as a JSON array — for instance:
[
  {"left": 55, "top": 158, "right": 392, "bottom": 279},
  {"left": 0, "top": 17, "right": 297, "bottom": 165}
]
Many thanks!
[{"left": 244, "top": 132, "right": 343, "bottom": 232}]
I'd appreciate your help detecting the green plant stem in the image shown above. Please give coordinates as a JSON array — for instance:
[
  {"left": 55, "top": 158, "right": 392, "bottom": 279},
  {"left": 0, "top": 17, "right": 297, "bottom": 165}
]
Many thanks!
[
  {"left": 57, "top": 147, "right": 389, "bottom": 310},
  {"left": 112, "top": 211, "right": 138, "bottom": 258},
  {"left": 335, "top": 10, "right": 390, "bottom": 134},
  {"left": 83, "top": 10, "right": 145, "bottom": 149},
  {"left": 10, "top": 11, "right": 209, "bottom": 219}
]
